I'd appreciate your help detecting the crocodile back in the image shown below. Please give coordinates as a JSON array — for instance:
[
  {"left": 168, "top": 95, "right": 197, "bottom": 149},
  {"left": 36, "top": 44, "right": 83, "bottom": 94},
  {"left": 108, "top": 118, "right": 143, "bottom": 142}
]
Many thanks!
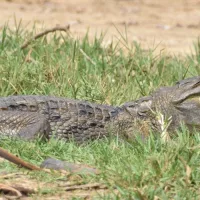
[{"left": 0, "top": 95, "right": 122, "bottom": 142}]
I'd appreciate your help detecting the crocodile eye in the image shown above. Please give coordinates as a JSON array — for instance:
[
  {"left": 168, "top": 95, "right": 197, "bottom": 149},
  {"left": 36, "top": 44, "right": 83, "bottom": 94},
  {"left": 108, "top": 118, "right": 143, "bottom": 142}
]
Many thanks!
[
  {"left": 122, "top": 102, "right": 137, "bottom": 108},
  {"left": 127, "top": 104, "right": 137, "bottom": 108},
  {"left": 138, "top": 111, "right": 147, "bottom": 117}
]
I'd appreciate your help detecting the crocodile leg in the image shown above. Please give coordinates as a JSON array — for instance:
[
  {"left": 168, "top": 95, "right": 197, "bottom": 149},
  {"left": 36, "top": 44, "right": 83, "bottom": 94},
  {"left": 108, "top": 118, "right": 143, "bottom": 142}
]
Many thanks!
[{"left": 0, "top": 111, "right": 50, "bottom": 140}]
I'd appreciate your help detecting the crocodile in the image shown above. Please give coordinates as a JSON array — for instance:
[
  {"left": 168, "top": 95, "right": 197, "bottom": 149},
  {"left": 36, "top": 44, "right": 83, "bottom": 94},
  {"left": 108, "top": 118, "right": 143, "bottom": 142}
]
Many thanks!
[
  {"left": 0, "top": 76, "right": 200, "bottom": 143},
  {"left": 0, "top": 95, "right": 135, "bottom": 143}
]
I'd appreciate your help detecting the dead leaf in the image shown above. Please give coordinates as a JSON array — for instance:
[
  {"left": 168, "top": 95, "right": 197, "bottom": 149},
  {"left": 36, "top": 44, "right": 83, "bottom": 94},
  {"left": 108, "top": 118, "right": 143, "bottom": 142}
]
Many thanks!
[
  {"left": 154, "top": 195, "right": 161, "bottom": 200},
  {"left": 186, "top": 165, "right": 192, "bottom": 180},
  {"left": 24, "top": 48, "right": 35, "bottom": 63},
  {"left": 178, "top": 156, "right": 192, "bottom": 184}
]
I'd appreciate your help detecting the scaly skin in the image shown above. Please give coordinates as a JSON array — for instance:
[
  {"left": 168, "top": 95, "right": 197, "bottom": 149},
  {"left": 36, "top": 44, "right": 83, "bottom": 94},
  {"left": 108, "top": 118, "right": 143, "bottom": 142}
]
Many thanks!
[
  {"left": 0, "top": 95, "right": 130, "bottom": 143},
  {"left": 123, "top": 76, "right": 200, "bottom": 137},
  {"left": 0, "top": 76, "right": 200, "bottom": 143}
]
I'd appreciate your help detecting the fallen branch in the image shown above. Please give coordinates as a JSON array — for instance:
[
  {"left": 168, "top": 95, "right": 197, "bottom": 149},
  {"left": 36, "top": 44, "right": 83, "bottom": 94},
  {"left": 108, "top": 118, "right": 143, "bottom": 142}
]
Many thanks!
[
  {"left": 65, "top": 183, "right": 108, "bottom": 191},
  {"left": 20, "top": 25, "right": 70, "bottom": 50},
  {"left": 0, "top": 183, "right": 22, "bottom": 198},
  {"left": 0, "top": 147, "right": 41, "bottom": 171},
  {"left": 0, "top": 183, "right": 37, "bottom": 198}
]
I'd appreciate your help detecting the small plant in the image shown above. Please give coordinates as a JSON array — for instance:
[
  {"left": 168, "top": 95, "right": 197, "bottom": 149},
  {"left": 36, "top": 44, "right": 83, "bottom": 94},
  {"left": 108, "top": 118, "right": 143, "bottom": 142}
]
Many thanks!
[{"left": 156, "top": 111, "right": 172, "bottom": 142}]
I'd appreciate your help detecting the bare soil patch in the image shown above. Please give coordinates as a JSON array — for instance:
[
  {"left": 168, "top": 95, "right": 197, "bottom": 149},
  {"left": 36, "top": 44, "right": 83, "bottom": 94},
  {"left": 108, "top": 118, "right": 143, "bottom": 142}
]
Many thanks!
[
  {"left": 0, "top": 0, "right": 200, "bottom": 54},
  {"left": 0, "top": 171, "right": 113, "bottom": 199}
]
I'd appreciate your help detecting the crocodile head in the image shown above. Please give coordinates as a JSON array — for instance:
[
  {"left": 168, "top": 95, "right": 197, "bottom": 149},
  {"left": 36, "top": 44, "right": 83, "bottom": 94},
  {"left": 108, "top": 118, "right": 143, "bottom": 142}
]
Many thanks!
[{"left": 120, "top": 76, "right": 200, "bottom": 140}]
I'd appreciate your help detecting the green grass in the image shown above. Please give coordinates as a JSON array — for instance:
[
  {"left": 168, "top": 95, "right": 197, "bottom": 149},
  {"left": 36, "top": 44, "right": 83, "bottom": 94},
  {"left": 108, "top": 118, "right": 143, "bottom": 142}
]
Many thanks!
[{"left": 0, "top": 24, "right": 200, "bottom": 199}]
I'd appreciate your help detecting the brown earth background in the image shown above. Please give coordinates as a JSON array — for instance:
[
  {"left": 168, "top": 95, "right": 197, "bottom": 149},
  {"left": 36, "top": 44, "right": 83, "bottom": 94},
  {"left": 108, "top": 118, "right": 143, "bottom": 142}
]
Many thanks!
[{"left": 0, "top": 0, "right": 200, "bottom": 54}]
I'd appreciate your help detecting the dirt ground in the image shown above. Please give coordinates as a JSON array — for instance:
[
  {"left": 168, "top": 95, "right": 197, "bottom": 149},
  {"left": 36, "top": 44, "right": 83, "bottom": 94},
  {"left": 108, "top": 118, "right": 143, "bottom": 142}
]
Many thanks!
[{"left": 0, "top": 0, "right": 200, "bottom": 55}]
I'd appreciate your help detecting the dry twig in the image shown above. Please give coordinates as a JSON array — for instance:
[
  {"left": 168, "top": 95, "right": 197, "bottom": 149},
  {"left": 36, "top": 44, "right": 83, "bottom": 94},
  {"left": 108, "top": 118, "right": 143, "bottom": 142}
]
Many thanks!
[
  {"left": 20, "top": 25, "right": 70, "bottom": 50},
  {"left": 65, "top": 183, "right": 107, "bottom": 191},
  {"left": 0, "top": 183, "right": 22, "bottom": 198},
  {"left": 0, "top": 147, "right": 41, "bottom": 171}
]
